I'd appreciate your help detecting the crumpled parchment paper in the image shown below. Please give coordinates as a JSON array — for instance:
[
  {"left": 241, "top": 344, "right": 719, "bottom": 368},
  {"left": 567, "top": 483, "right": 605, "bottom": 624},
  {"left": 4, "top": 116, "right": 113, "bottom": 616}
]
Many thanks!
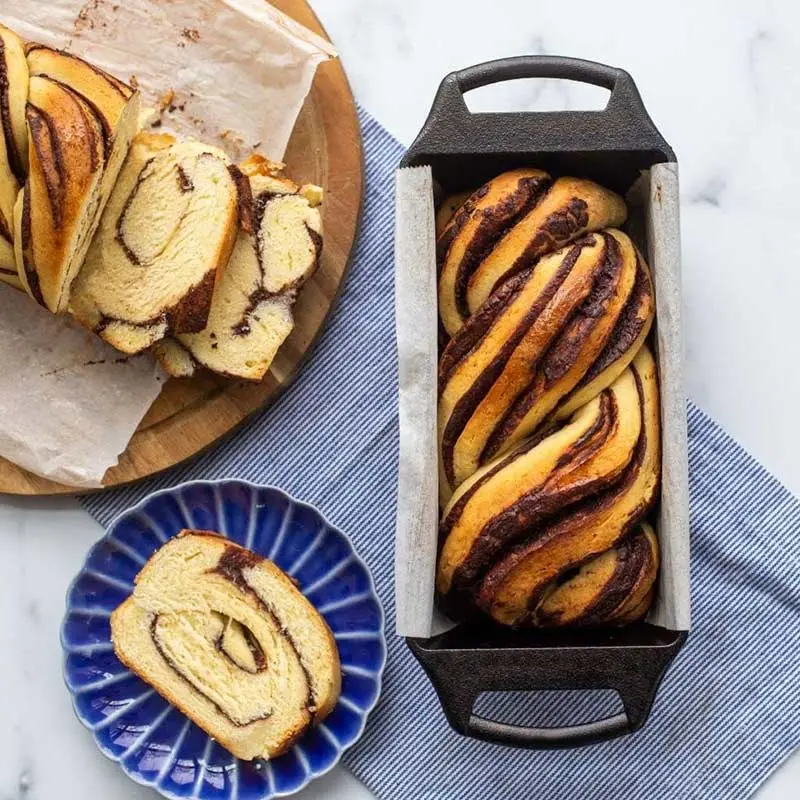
[
  {"left": 0, "top": 284, "right": 165, "bottom": 488},
  {"left": 3, "top": 0, "right": 336, "bottom": 161}
]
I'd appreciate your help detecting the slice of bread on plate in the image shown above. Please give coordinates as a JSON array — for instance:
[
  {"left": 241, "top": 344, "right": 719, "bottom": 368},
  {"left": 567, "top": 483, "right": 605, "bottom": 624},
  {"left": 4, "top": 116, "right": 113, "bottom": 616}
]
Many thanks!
[
  {"left": 0, "top": 24, "right": 28, "bottom": 288},
  {"left": 70, "top": 132, "right": 240, "bottom": 354},
  {"left": 16, "top": 47, "right": 140, "bottom": 312},
  {"left": 111, "top": 530, "right": 341, "bottom": 761},
  {"left": 154, "top": 155, "right": 322, "bottom": 380}
]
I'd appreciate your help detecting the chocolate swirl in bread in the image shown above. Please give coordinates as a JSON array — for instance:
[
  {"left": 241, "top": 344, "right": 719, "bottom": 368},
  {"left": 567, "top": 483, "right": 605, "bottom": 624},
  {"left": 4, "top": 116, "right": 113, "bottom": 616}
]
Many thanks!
[
  {"left": 437, "top": 173, "right": 627, "bottom": 337},
  {"left": 438, "top": 228, "right": 653, "bottom": 501},
  {"left": 69, "top": 133, "right": 240, "bottom": 353},
  {"left": 532, "top": 523, "right": 659, "bottom": 627},
  {"left": 0, "top": 25, "right": 28, "bottom": 288},
  {"left": 473, "top": 347, "right": 660, "bottom": 626},
  {"left": 15, "top": 47, "right": 140, "bottom": 311},
  {"left": 438, "top": 359, "right": 645, "bottom": 599},
  {"left": 154, "top": 154, "right": 323, "bottom": 381},
  {"left": 111, "top": 531, "right": 341, "bottom": 761},
  {"left": 437, "top": 169, "right": 551, "bottom": 336},
  {"left": 15, "top": 74, "right": 105, "bottom": 307}
]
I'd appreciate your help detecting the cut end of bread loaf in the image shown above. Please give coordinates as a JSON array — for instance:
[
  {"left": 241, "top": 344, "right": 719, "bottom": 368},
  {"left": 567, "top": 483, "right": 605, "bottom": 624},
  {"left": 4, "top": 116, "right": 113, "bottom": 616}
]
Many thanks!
[
  {"left": 18, "top": 48, "right": 140, "bottom": 312},
  {"left": 110, "top": 531, "right": 341, "bottom": 761},
  {"left": 70, "top": 134, "right": 239, "bottom": 352}
]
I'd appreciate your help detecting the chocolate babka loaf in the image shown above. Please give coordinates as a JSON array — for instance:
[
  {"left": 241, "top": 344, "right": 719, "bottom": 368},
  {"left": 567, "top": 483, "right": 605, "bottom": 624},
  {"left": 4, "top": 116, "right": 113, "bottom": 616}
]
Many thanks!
[
  {"left": 69, "top": 133, "right": 240, "bottom": 353},
  {"left": 437, "top": 171, "right": 627, "bottom": 337},
  {"left": 435, "top": 166, "right": 661, "bottom": 629},
  {"left": 154, "top": 155, "right": 323, "bottom": 380},
  {"left": 16, "top": 47, "right": 140, "bottom": 312},
  {"left": 439, "top": 346, "right": 660, "bottom": 627},
  {"left": 111, "top": 531, "right": 341, "bottom": 761},
  {"left": 438, "top": 228, "right": 654, "bottom": 500},
  {"left": 0, "top": 25, "right": 28, "bottom": 288}
]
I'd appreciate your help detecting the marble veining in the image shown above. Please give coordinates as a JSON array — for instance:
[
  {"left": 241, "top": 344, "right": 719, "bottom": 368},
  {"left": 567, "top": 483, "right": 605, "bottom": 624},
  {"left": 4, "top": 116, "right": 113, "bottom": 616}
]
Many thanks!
[{"left": 0, "top": 0, "right": 797, "bottom": 798}]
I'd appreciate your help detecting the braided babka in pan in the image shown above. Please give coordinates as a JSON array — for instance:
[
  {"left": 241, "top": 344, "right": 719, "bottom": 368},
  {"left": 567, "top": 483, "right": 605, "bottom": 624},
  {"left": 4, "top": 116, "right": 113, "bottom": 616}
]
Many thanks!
[{"left": 435, "top": 169, "right": 661, "bottom": 629}]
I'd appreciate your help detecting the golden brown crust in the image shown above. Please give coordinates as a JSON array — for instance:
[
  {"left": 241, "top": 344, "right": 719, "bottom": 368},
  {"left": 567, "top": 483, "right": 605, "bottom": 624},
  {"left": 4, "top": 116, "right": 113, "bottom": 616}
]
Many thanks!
[
  {"left": 19, "top": 75, "right": 105, "bottom": 310},
  {"left": 551, "top": 249, "right": 655, "bottom": 421},
  {"left": 533, "top": 523, "right": 658, "bottom": 627},
  {"left": 0, "top": 25, "right": 29, "bottom": 185},
  {"left": 435, "top": 191, "right": 472, "bottom": 239},
  {"left": 438, "top": 229, "right": 643, "bottom": 497},
  {"left": 26, "top": 45, "right": 134, "bottom": 158},
  {"left": 473, "top": 347, "right": 660, "bottom": 627},
  {"left": 437, "top": 363, "right": 644, "bottom": 597},
  {"left": 437, "top": 168, "right": 552, "bottom": 337},
  {"left": 464, "top": 176, "right": 627, "bottom": 319}
]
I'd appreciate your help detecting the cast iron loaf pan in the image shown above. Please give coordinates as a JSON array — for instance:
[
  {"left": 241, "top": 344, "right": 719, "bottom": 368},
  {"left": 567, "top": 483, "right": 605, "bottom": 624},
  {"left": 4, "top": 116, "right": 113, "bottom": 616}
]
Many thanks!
[{"left": 401, "top": 56, "right": 688, "bottom": 750}]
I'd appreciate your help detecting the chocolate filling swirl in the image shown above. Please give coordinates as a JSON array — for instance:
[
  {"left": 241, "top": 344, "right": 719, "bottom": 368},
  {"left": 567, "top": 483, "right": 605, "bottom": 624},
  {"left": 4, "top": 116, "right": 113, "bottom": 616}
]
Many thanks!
[
  {"left": 146, "top": 544, "right": 315, "bottom": 728},
  {"left": 0, "top": 38, "right": 24, "bottom": 182}
]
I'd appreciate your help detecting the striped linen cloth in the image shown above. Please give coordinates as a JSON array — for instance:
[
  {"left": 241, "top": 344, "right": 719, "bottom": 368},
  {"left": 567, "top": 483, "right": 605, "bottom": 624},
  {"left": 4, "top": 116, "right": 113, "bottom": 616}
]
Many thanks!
[{"left": 84, "top": 111, "right": 800, "bottom": 800}]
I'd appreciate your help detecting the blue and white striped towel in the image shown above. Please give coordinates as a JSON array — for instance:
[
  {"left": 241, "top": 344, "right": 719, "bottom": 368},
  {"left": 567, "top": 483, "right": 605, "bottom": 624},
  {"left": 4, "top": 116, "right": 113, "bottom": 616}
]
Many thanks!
[{"left": 84, "top": 112, "right": 800, "bottom": 800}]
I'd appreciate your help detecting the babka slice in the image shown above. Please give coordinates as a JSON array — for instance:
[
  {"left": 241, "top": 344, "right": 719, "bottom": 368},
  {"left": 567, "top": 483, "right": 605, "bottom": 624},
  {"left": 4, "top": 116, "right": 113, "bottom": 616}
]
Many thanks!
[
  {"left": 16, "top": 47, "right": 140, "bottom": 311},
  {"left": 111, "top": 531, "right": 341, "bottom": 761},
  {"left": 155, "top": 155, "right": 322, "bottom": 380},
  {"left": 70, "top": 133, "right": 240, "bottom": 353},
  {"left": 0, "top": 25, "right": 28, "bottom": 288}
]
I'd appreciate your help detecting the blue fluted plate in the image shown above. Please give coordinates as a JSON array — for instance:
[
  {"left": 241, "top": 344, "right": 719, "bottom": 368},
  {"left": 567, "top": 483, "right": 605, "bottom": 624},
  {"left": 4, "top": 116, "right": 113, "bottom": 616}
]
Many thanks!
[{"left": 62, "top": 480, "right": 386, "bottom": 800}]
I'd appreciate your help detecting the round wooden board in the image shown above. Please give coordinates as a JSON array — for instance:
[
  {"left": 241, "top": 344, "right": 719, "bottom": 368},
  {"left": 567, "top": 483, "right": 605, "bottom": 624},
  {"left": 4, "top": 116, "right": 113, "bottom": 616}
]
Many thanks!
[{"left": 0, "top": 0, "right": 363, "bottom": 495}]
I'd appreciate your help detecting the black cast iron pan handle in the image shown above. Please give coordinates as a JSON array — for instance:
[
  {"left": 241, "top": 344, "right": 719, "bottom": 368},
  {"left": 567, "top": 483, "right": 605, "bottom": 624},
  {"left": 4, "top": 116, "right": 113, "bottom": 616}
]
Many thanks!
[
  {"left": 408, "top": 625, "right": 686, "bottom": 749},
  {"left": 404, "top": 55, "right": 674, "bottom": 163},
  {"left": 455, "top": 55, "right": 622, "bottom": 94}
]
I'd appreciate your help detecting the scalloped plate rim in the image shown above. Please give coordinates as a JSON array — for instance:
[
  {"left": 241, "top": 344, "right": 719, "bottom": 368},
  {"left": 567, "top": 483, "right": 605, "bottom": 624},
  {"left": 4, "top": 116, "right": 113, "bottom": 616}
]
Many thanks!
[{"left": 61, "top": 478, "right": 387, "bottom": 800}]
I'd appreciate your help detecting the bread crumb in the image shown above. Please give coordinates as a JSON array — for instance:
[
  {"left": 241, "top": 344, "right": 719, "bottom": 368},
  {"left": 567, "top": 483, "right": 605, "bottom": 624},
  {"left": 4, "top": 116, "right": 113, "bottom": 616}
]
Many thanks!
[
  {"left": 300, "top": 184, "right": 324, "bottom": 207},
  {"left": 158, "top": 89, "right": 175, "bottom": 113}
]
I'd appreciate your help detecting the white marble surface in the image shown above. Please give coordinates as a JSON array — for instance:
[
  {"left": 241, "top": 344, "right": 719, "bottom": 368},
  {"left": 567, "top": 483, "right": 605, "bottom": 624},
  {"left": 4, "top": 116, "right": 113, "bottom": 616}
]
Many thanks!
[{"left": 1, "top": 0, "right": 798, "bottom": 797}]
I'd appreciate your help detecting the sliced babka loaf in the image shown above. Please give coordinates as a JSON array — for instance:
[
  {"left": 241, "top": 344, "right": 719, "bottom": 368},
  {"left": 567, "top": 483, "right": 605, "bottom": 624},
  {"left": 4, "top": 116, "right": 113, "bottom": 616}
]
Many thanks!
[
  {"left": 70, "top": 133, "right": 240, "bottom": 353},
  {"left": 111, "top": 531, "right": 341, "bottom": 760},
  {"left": 15, "top": 47, "right": 140, "bottom": 311},
  {"left": 155, "top": 154, "right": 322, "bottom": 380},
  {"left": 0, "top": 25, "right": 28, "bottom": 288}
]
